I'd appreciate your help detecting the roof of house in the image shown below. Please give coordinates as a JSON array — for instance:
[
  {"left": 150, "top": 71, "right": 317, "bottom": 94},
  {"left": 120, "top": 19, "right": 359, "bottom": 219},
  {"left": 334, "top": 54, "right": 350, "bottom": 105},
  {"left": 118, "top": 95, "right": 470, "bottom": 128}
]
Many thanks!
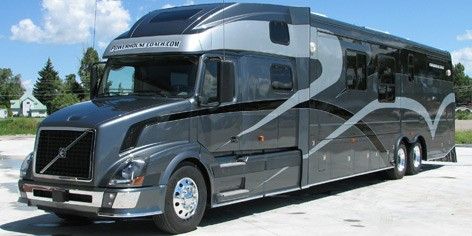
[{"left": 10, "top": 94, "right": 47, "bottom": 110}]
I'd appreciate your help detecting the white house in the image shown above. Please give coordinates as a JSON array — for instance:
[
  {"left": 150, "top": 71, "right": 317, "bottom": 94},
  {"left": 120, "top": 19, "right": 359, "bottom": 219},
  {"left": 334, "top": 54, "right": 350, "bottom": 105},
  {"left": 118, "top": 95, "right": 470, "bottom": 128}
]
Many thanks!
[
  {"left": 10, "top": 94, "right": 47, "bottom": 118},
  {"left": 0, "top": 108, "right": 7, "bottom": 119}
]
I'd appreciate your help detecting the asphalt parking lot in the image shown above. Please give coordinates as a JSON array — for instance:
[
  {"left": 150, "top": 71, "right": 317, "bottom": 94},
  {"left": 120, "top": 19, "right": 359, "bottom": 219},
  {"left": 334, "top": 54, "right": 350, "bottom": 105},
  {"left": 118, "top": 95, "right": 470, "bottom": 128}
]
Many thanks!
[{"left": 0, "top": 136, "right": 471, "bottom": 235}]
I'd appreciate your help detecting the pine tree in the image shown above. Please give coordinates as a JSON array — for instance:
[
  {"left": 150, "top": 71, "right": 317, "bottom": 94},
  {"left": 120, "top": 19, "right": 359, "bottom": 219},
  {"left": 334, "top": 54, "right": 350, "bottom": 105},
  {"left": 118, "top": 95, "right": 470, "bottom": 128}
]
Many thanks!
[
  {"left": 64, "top": 74, "right": 85, "bottom": 100},
  {"left": 78, "top": 47, "right": 100, "bottom": 99},
  {"left": 33, "top": 58, "right": 62, "bottom": 113}
]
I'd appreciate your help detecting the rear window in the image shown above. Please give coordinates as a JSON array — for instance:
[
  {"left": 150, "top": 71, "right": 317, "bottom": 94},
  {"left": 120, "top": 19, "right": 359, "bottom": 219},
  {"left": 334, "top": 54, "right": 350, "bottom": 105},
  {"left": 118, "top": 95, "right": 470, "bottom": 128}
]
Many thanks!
[{"left": 150, "top": 9, "right": 202, "bottom": 23}]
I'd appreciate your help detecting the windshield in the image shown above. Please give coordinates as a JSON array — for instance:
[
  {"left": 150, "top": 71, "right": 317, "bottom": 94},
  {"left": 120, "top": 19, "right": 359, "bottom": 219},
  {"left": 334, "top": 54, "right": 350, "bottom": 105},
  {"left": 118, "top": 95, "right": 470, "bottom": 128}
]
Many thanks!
[{"left": 98, "top": 56, "right": 199, "bottom": 98}]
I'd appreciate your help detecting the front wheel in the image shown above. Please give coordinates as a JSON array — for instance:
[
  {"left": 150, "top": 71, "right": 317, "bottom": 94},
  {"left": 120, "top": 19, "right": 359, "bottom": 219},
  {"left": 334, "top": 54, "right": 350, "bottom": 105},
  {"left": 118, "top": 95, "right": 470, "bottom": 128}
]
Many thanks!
[
  {"left": 153, "top": 163, "right": 207, "bottom": 234},
  {"left": 406, "top": 142, "right": 423, "bottom": 175},
  {"left": 386, "top": 143, "right": 407, "bottom": 180}
]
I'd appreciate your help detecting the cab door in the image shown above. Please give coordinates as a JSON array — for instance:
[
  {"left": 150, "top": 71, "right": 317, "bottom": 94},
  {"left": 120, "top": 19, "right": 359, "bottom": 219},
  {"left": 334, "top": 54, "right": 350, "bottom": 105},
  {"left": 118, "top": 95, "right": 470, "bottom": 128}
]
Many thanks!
[{"left": 197, "top": 56, "right": 240, "bottom": 154}]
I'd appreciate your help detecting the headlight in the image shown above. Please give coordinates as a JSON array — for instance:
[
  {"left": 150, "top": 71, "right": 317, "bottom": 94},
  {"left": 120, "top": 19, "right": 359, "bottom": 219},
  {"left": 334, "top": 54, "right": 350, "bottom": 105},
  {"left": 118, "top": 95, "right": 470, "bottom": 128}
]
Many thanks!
[
  {"left": 109, "top": 159, "right": 146, "bottom": 187},
  {"left": 20, "top": 152, "right": 33, "bottom": 178}
]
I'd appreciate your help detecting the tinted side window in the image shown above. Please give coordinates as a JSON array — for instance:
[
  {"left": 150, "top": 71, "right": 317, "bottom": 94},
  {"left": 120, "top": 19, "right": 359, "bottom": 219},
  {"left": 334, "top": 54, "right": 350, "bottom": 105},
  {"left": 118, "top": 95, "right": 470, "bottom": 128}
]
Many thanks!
[
  {"left": 151, "top": 9, "right": 202, "bottom": 22},
  {"left": 269, "top": 21, "right": 290, "bottom": 46},
  {"left": 378, "top": 56, "right": 395, "bottom": 84},
  {"left": 414, "top": 53, "right": 428, "bottom": 77},
  {"left": 378, "top": 55, "right": 396, "bottom": 103},
  {"left": 345, "top": 50, "right": 367, "bottom": 90},
  {"left": 270, "top": 64, "right": 293, "bottom": 91}
]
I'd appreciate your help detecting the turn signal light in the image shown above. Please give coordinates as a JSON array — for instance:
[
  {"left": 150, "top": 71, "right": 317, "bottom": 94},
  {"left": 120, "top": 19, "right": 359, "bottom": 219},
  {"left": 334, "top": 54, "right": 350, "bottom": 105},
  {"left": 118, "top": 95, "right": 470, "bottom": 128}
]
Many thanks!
[{"left": 132, "top": 176, "right": 145, "bottom": 186}]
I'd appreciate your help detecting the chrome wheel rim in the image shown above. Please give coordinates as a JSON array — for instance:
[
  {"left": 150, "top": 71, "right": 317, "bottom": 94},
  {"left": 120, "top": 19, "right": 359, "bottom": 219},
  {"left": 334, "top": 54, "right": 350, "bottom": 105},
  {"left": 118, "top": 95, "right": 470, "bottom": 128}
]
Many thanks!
[
  {"left": 413, "top": 145, "right": 422, "bottom": 168},
  {"left": 173, "top": 177, "right": 199, "bottom": 220},
  {"left": 397, "top": 148, "right": 406, "bottom": 172}
]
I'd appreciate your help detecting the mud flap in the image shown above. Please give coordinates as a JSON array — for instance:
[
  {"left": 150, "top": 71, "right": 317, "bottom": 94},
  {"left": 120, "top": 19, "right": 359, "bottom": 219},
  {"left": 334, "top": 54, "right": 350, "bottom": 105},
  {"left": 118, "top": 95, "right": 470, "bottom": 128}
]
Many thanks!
[{"left": 434, "top": 147, "right": 457, "bottom": 163}]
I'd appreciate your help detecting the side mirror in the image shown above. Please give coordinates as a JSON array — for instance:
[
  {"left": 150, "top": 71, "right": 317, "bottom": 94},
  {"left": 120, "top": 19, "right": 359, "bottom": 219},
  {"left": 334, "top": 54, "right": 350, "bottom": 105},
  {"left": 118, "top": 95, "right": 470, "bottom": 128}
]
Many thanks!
[
  {"left": 219, "top": 61, "right": 235, "bottom": 103},
  {"left": 90, "top": 62, "right": 106, "bottom": 99},
  {"left": 198, "top": 58, "right": 236, "bottom": 107}
]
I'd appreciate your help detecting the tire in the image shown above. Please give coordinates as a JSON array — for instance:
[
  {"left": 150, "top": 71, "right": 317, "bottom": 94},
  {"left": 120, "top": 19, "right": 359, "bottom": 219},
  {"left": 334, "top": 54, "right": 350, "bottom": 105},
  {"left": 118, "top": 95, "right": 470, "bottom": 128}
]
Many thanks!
[
  {"left": 386, "top": 143, "right": 407, "bottom": 180},
  {"left": 153, "top": 163, "right": 207, "bottom": 234},
  {"left": 54, "top": 213, "right": 93, "bottom": 224},
  {"left": 406, "top": 142, "right": 423, "bottom": 175}
]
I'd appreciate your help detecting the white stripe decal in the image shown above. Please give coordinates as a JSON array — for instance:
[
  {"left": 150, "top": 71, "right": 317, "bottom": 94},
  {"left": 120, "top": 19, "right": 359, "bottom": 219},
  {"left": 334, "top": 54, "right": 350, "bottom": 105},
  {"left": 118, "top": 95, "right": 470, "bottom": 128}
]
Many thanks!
[{"left": 302, "top": 93, "right": 455, "bottom": 159}]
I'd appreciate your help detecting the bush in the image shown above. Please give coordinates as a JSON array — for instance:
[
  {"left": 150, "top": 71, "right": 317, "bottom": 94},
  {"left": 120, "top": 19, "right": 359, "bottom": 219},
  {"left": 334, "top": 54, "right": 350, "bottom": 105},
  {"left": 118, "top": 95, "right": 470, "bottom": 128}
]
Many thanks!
[
  {"left": 0, "top": 117, "right": 42, "bottom": 135},
  {"left": 456, "top": 110, "right": 472, "bottom": 120}
]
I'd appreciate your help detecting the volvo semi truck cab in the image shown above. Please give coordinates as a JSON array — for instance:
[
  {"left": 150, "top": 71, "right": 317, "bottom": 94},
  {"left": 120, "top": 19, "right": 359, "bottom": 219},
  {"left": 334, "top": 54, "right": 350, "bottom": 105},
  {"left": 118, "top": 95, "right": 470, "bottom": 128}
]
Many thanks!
[{"left": 18, "top": 3, "right": 456, "bottom": 234}]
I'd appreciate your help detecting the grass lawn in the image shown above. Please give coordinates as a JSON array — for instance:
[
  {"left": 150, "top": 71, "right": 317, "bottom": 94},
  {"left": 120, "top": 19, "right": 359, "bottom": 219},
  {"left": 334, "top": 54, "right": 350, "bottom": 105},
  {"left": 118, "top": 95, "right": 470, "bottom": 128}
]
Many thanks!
[
  {"left": 455, "top": 130, "right": 472, "bottom": 144},
  {"left": 0, "top": 117, "right": 42, "bottom": 135}
]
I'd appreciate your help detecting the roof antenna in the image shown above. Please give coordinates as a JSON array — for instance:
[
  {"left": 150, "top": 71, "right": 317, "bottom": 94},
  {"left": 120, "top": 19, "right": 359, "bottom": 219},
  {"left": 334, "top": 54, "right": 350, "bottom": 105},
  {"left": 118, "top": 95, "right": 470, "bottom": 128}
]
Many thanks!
[
  {"left": 222, "top": 0, "right": 226, "bottom": 60},
  {"left": 92, "top": 0, "right": 98, "bottom": 49}
]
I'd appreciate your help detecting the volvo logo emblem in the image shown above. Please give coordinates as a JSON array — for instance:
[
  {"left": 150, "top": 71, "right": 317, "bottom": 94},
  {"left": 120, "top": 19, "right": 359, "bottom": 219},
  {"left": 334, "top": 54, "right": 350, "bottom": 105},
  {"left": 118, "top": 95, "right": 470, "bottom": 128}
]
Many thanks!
[{"left": 58, "top": 148, "right": 67, "bottom": 159}]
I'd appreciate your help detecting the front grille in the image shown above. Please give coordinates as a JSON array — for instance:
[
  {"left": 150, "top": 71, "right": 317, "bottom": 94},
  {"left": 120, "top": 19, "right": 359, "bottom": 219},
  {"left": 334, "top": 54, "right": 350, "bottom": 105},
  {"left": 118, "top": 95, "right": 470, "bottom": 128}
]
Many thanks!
[{"left": 35, "top": 129, "right": 94, "bottom": 180}]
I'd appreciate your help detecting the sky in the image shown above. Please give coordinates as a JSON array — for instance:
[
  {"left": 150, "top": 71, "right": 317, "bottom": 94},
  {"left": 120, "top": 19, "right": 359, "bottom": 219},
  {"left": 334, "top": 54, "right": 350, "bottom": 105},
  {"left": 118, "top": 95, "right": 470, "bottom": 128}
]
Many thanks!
[{"left": 0, "top": 0, "right": 471, "bottom": 93}]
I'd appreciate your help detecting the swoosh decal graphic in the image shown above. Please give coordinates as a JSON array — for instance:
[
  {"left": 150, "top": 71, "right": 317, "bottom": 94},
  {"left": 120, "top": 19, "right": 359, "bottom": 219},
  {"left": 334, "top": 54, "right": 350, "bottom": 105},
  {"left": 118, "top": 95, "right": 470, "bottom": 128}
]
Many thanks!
[
  {"left": 303, "top": 93, "right": 455, "bottom": 159},
  {"left": 236, "top": 32, "right": 343, "bottom": 138}
]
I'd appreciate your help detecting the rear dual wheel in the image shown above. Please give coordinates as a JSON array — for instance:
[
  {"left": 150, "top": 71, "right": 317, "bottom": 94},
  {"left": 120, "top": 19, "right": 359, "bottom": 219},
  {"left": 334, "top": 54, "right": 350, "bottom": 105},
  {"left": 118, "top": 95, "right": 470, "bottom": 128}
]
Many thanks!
[
  {"left": 387, "top": 141, "right": 424, "bottom": 179},
  {"left": 386, "top": 143, "right": 408, "bottom": 179},
  {"left": 406, "top": 142, "right": 423, "bottom": 175}
]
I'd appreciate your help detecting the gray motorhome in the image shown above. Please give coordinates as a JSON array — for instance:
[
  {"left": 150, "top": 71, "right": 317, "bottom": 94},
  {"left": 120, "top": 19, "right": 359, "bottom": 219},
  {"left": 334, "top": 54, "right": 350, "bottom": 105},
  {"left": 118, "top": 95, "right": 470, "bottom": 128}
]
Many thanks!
[{"left": 18, "top": 3, "right": 456, "bottom": 234}]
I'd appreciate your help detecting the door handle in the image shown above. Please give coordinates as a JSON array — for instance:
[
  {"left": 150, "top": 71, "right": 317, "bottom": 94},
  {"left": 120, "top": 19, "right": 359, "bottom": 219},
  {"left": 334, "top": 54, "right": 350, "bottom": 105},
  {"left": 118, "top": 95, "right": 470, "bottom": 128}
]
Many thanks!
[
  {"left": 237, "top": 156, "right": 249, "bottom": 163},
  {"left": 230, "top": 136, "right": 239, "bottom": 143}
]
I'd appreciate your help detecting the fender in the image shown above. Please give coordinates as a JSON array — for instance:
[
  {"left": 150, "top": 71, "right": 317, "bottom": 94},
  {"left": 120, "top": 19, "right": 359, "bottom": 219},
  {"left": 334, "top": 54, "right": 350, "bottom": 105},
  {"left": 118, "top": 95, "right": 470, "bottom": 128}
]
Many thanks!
[
  {"left": 157, "top": 142, "right": 216, "bottom": 206},
  {"left": 157, "top": 143, "right": 201, "bottom": 186}
]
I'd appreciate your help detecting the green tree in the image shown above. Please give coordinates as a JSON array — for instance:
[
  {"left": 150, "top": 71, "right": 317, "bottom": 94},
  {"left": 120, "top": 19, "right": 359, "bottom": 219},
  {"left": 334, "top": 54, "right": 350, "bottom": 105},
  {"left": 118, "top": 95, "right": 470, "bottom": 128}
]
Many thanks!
[
  {"left": 64, "top": 74, "right": 85, "bottom": 100},
  {"left": 50, "top": 93, "right": 80, "bottom": 113},
  {"left": 79, "top": 47, "right": 100, "bottom": 99},
  {"left": 453, "top": 63, "right": 472, "bottom": 105},
  {"left": 33, "top": 58, "right": 62, "bottom": 114},
  {"left": 0, "top": 68, "right": 25, "bottom": 108}
]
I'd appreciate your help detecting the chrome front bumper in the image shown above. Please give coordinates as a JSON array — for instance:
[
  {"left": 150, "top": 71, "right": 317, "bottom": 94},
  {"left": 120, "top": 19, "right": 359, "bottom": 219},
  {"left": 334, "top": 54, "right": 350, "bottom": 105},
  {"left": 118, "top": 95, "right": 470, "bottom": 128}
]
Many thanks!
[{"left": 18, "top": 181, "right": 166, "bottom": 218}]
